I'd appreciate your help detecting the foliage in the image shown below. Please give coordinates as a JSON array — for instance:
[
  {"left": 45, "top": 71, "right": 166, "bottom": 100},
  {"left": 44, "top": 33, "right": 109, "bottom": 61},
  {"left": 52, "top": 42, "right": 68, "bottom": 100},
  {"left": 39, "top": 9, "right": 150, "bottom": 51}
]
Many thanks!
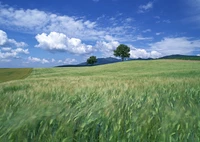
[
  {"left": 87, "top": 56, "right": 97, "bottom": 65},
  {"left": 114, "top": 44, "right": 130, "bottom": 61},
  {"left": 0, "top": 60, "right": 200, "bottom": 141}
]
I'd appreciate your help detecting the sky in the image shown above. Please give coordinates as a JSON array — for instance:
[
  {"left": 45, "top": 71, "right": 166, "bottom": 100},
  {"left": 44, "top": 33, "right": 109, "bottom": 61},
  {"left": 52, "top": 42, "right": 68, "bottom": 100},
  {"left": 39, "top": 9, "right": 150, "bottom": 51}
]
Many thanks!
[{"left": 0, "top": 0, "right": 200, "bottom": 67}]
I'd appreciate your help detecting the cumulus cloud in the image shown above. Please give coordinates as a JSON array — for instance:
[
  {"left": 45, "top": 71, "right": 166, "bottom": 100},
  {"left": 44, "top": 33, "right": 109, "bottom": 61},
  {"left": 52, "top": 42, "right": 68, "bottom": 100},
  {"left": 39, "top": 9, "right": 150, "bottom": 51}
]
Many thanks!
[
  {"left": 0, "top": 30, "right": 7, "bottom": 45},
  {"left": 35, "top": 32, "right": 94, "bottom": 54},
  {"left": 0, "top": 30, "right": 27, "bottom": 48},
  {"left": 58, "top": 58, "right": 77, "bottom": 64},
  {"left": 0, "top": 4, "right": 104, "bottom": 41},
  {"left": 129, "top": 45, "right": 162, "bottom": 59},
  {"left": 0, "top": 30, "right": 29, "bottom": 62},
  {"left": 28, "top": 56, "right": 49, "bottom": 64},
  {"left": 1, "top": 47, "right": 11, "bottom": 51},
  {"left": 0, "top": 3, "right": 138, "bottom": 42},
  {"left": 150, "top": 37, "right": 200, "bottom": 55},
  {"left": 95, "top": 40, "right": 120, "bottom": 57},
  {"left": 138, "top": 2, "right": 154, "bottom": 13}
]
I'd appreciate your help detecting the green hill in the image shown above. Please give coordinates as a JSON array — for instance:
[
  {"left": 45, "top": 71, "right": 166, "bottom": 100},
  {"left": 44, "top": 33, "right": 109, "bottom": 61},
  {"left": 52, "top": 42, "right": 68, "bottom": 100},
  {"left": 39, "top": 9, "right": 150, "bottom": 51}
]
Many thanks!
[
  {"left": 160, "top": 54, "right": 200, "bottom": 60},
  {"left": 0, "top": 60, "right": 200, "bottom": 141}
]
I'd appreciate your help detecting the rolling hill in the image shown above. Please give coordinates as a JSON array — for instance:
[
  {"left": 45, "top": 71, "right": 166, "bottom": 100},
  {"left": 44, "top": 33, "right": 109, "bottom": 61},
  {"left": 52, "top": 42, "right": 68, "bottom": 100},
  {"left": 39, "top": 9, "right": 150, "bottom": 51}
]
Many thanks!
[{"left": 1, "top": 60, "right": 200, "bottom": 141}]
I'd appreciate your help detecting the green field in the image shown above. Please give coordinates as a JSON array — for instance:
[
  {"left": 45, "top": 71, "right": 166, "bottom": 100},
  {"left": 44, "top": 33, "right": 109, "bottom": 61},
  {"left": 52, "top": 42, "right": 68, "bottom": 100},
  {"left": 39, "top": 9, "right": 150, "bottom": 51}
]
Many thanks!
[
  {"left": 0, "top": 60, "right": 200, "bottom": 141},
  {"left": 0, "top": 68, "right": 33, "bottom": 83}
]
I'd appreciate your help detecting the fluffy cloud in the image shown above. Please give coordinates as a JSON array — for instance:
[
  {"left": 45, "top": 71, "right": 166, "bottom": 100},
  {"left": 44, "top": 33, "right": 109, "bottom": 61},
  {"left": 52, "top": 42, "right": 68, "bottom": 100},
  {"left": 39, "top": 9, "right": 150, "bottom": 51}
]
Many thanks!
[
  {"left": 150, "top": 37, "right": 200, "bottom": 55},
  {"left": 130, "top": 49, "right": 162, "bottom": 59},
  {"left": 0, "top": 30, "right": 7, "bottom": 45},
  {"left": 95, "top": 40, "right": 120, "bottom": 57},
  {"left": 0, "top": 6, "right": 49, "bottom": 31},
  {"left": 0, "top": 3, "right": 139, "bottom": 42},
  {"left": 129, "top": 45, "right": 162, "bottom": 59},
  {"left": 28, "top": 56, "right": 49, "bottom": 64},
  {"left": 0, "top": 4, "right": 104, "bottom": 41},
  {"left": 138, "top": 2, "right": 153, "bottom": 13},
  {"left": 0, "top": 30, "right": 29, "bottom": 62},
  {"left": 58, "top": 58, "right": 77, "bottom": 64},
  {"left": 35, "top": 32, "right": 94, "bottom": 54},
  {"left": 0, "top": 30, "right": 27, "bottom": 48}
]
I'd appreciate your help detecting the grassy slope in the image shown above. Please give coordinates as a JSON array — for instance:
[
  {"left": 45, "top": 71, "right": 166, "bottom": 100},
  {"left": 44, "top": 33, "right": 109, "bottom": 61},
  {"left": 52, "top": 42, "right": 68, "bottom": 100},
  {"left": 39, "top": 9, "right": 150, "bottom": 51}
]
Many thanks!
[
  {"left": 0, "top": 60, "right": 200, "bottom": 141},
  {"left": 0, "top": 68, "right": 33, "bottom": 83},
  {"left": 160, "top": 55, "right": 200, "bottom": 60}
]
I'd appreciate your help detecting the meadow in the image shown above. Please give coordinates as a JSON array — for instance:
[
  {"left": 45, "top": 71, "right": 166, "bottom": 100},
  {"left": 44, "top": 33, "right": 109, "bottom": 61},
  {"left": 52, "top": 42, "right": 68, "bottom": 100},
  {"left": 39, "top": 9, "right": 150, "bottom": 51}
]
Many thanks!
[
  {"left": 0, "top": 68, "right": 32, "bottom": 83},
  {"left": 0, "top": 60, "right": 200, "bottom": 141}
]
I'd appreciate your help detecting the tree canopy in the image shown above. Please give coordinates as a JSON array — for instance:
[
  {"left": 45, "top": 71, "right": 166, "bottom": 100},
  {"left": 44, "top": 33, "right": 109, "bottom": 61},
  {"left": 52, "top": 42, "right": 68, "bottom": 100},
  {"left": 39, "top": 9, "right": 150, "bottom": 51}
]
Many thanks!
[
  {"left": 87, "top": 56, "right": 97, "bottom": 65},
  {"left": 114, "top": 44, "right": 130, "bottom": 61}
]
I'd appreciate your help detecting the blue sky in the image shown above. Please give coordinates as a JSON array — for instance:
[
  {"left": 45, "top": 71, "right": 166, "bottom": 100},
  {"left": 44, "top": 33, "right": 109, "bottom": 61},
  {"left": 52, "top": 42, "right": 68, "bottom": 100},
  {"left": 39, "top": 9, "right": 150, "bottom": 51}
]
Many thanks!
[{"left": 0, "top": 0, "right": 200, "bottom": 67}]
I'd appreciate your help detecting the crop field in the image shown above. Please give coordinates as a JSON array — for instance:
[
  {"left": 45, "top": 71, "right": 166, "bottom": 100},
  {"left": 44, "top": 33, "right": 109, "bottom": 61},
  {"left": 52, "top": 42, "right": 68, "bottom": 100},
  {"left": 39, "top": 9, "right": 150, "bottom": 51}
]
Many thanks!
[
  {"left": 0, "top": 68, "right": 32, "bottom": 83},
  {"left": 0, "top": 60, "right": 200, "bottom": 141}
]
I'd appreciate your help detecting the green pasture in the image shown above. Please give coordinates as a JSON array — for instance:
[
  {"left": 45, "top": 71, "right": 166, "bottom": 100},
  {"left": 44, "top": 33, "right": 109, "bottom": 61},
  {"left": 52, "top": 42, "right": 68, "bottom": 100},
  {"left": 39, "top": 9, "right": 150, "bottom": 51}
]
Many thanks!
[
  {"left": 0, "top": 68, "right": 32, "bottom": 83},
  {"left": 0, "top": 60, "right": 200, "bottom": 141}
]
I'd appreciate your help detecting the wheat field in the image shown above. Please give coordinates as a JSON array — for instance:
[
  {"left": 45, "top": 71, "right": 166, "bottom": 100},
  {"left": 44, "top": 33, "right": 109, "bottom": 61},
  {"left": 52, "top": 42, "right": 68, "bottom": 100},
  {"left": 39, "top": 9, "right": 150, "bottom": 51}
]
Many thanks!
[{"left": 0, "top": 60, "right": 200, "bottom": 141}]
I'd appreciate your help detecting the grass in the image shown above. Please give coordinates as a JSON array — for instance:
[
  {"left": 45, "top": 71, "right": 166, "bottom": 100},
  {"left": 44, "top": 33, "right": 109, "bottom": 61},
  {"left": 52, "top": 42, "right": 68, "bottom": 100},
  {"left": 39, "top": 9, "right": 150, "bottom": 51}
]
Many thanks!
[
  {"left": 0, "top": 68, "right": 33, "bottom": 83},
  {"left": 0, "top": 60, "right": 200, "bottom": 141}
]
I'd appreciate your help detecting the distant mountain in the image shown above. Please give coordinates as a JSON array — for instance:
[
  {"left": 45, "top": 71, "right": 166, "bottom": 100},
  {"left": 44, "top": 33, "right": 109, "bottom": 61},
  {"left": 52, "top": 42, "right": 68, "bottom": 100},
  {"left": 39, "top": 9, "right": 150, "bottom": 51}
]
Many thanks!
[
  {"left": 56, "top": 55, "right": 200, "bottom": 67},
  {"left": 56, "top": 57, "right": 121, "bottom": 67},
  {"left": 78, "top": 57, "right": 121, "bottom": 65},
  {"left": 160, "top": 54, "right": 200, "bottom": 60}
]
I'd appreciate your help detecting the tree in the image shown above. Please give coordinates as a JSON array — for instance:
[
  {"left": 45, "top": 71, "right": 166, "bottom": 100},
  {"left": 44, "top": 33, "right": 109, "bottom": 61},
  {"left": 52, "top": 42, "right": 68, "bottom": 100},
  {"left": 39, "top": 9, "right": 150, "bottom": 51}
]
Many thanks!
[
  {"left": 87, "top": 56, "right": 97, "bottom": 65},
  {"left": 114, "top": 44, "right": 130, "bottom": 61}
]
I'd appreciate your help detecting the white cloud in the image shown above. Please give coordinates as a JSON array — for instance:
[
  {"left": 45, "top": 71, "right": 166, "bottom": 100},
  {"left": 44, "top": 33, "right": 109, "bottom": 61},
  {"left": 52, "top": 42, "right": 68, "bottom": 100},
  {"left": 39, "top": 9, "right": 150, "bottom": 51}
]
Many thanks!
[
  {"left": 136, "top": 35, "right": 153, "bottom": 41},
  {"left": 197, "top": 54, "right": 200, "bottom": 56},
  {"left": 126, "top": 18, "right": 134, "bottom": 22},
  {"left": 57, "top": 58, "right": 77, "bottom": 64},
  {"left": 142, "top": 29, "right": 151, "bottom": 33},
  {"left": 12, "top": 48, "right": 29, "bottom": 54},
  {"left": 0, "top": 6, "right": 49, "bottom": 31},
  {"left": 0, "top": 51, "right": 17, "bottom": 59},
  {"left": 62, "top": 58, "right": 77, "bottom": 64},
  {"left": 35, "top": 32, "right": 94, "bottom": 54},
  {"left": 95, "top": 40, "right": 120, "bottom": 57},
  {"left": 138, "top": 2, "right": 153, "bottom": 13},
  {"left": 156, "top": 20, "right": 171, "bottom": 24},
  {"left": 1, "top": 47, "right": 11, "bottom": 51},
  {"left": 58, "top": 60, "right": 62, "bottom": 63},
  {"left": 0, "top": 30, "right": 27, "bottom": 48},
  {"left": 0, "top": 30, "right": 29, "bottom": 61},
  {"left": 0, "top": 30, "right": 7, "bottom": 45},
  {"left": 129, "top": 45, "right": 162, "bottom": 59},
  {"left": 51, "top": 58, "right": 55, "bottom": 63},
  {"left": 8, "top": 39, "right": 27, "bottom": 47},
  {"left": 150, "top": 37, "right": 200, "bottom": 55},
  {"left": 0, "top": 4, "right": 104, "bottom": 41},
  {"left": 28, "top": 56, "right": 49, "bottom": 64},
  {"left": 156, "top": 32, "right": 163, "bottom": 36},
  {"left": 0, "top": 3, "right": 138, "bottom": 42}
]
